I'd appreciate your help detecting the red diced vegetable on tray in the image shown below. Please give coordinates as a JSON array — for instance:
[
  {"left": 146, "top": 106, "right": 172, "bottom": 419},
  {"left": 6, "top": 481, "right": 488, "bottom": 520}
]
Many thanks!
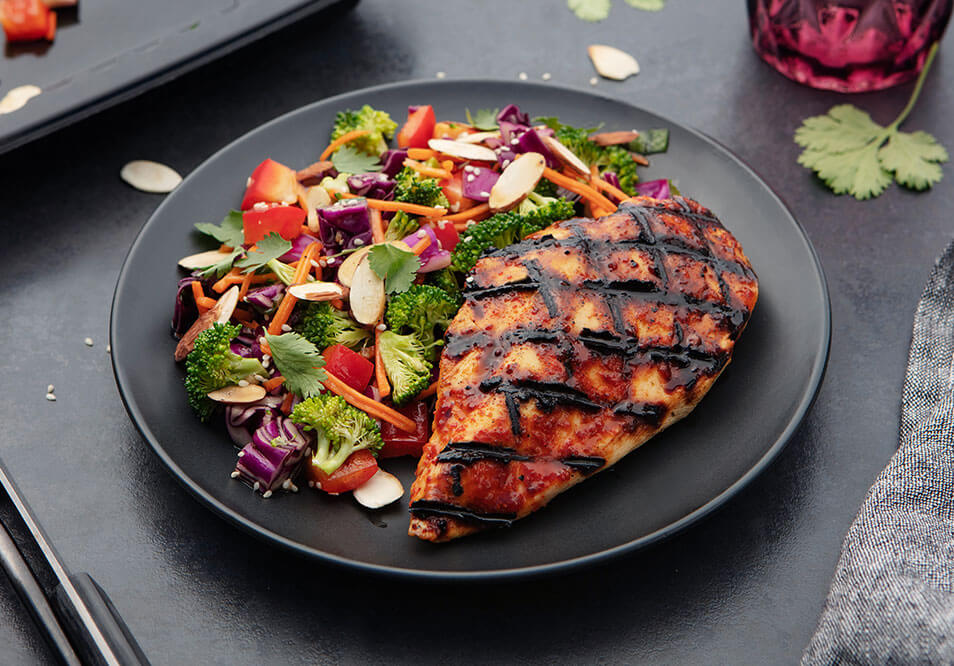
[
  {"left": 323, "top": 344, "right": 374, "bottom": 393},
  {"left": 240, "top": 158, "right": 300, "bottom": 210},
  {"left": 0, "top": 0, "right": 56, "bottom": 42},
  {"left": 397, "top": 105, "right": 436, "bottom": 149}
]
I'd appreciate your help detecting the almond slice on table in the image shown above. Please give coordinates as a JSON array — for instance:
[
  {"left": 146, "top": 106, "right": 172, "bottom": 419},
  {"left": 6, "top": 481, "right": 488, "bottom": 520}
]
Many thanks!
[
  {"left": 0, "top": 85, "right": 42, "bottom": 115},
  {"left": 427, "top": 139, "right": 497, "bottom": 162},
  {"left": 349, "top": 255, "right": 386, "bottom": 325},
  {"left": 489, "top": 152, "right": 546, "bottom": 212},
  {"left": 120, "top": 160, "right": 182, "bottom": 193},
  {"left": 456, "top": 131, "right": 501, "bottom": 145},
  {"left": 207, "top": 384, "right": 267, "bottom": 404},
  {"left": 178, "top": 249, "right": 235, "bottom": 271},
  {"left": 174, "top": 285, "right": 239, "bottom": 361},
  {"left": 541, "top": 135, "right": 590, "bottom": 177},
  {"left": 287, "top": 281, "right": 348, "bottom": 301},
  {"left": 587, "top": 45, "right": 640, "bottom": 81},
  {"left": 353, "top": 469, "right": 404, "bottom": 509}
]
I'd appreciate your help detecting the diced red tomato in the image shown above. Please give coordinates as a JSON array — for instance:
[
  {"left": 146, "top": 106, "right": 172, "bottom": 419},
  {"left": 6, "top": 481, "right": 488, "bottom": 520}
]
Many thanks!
[
  {"left": 323, "top": 344, "right": 374, "bottom": 393},
  {"left": 242, "top": 205, "right": 305, "bottom": 245},
  {"left": 380, "top": 400, "right": 430, "bottom": 458},
  {"left": 240, "top": 158, "right": 299, "bottom": 210},
  {"left": 307, "top": 449, "right": 378, "bottom": 494},
  {"left": 425, "top": 219, "right": 460, "bottom": 252},
  {"left": 397, "top": 105, "right": 436, "bottom": 149},
  {"left": 0, "top": 0, "right": 55, "bottom": 42}
]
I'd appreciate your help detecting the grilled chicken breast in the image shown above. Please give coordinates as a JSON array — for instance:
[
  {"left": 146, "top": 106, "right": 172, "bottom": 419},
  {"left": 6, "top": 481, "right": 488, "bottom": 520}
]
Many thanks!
[{"left": 408, "top": 196, "right": 758, "bottom": 542}]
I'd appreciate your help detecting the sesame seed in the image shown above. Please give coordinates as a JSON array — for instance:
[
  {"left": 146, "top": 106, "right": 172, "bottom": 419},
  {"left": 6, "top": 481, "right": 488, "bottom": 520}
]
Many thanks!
[
  {"left": 466, "top": 174, "right": 475, "bottom": 182},
  {"left": 542, "top": 72, "right": 552, "bottom": 81},
  {"left": 510, "top": 138, "right": 519, "bottom": 146},
  {"left": 318, "top": 259, "right": 327, "bottom": 267},
  {"left": 353, "top": 238, "right": 365, "bottom": 246},
  {"left": 466, "top": 221, "right": 476, "bottom": 228},
  {"left": 84, "top": 337, "right": 94, "bottom": 347},
  {"left": 237, "top": 379, "right": 249, "bottom": 387},
  {"left": 310, "top": 259, "right": 320, "bottom": 268},
  {"left": 589, "top": 77, "right": 598, "bottom": 86},
  {"left": 463, "top": 235, "right": 473, "bottom": 242},
  {"left": 246, "top": 177, "right": 253, "bottom": 187},
  {"left": 501, "top": 159, "right": 511, "bottom": 168},
  {"left": 518, "top": 72, "right": 528, "bottom": 80},
  {"left": 253, "top": 374, "right": 266, "bottom": 382},
  {"left": 464, "top": 275, "right": 474, "bottom": 282},
  {"left": 308, "top": 480, "right": 315, "bottom": 488},
  {"left": 281, "top": 324, "right": 292, "bottom": 332},
  {"left": 376, "top": 323, "right": 386, "bottom": 331},
  {"left": 253, "top": 201, "right": 269, "bottom": 211},
  {"left": 47, "top": 384, "right": 54, "bottom": 393},
  {"left": 479, "top": 191, "right": 489, "bottom": 198},
  {"left": 45, "top": 393, "right": 56, "bottom": 402},
  {"left": 417, "top": 230, "right": 426, "bottom": 237},
  {"left": 263, "top": 490, "right": 273, "bottom": 498},
  {"left": 473, "top": 167, "right": 481, "bottom": 175},
  {"left": 253, "top": 482, "right": 260, "bottom": 491},
  {"left": 463, "top": 165, "right": 473, "bottom": 173},
  {"left": 435, "top": 71, "right": 446, "bottom": 79},
  {"left": 237, "top": 451, "right": 245, "bottom": 457},
  {"left": 105, "top": 344, "right": 111, "bottom": 353},
  {"left": 230, "top": 471, "right": 240, "bottom": 478},
  {"left": 282, "top": 479, "right": 292, "bottom": 490}
]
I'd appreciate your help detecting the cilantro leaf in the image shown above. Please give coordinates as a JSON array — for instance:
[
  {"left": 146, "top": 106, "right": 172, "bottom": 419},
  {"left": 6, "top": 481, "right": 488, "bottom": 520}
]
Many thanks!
[
  {"left": 568, "top": 0, "right": 611, "bottom": 21},
  {"left": 331, "top": 146, "right": 382, "bottom": 174},
  {"left": 236, "top": 232, "right": 292, "bottom": 273},
  {"left": 625, "top": 0, "right": 665, "bottom": 9},
  {"left": 878, "top": 130, "right": 948, "bottom": 191},
  {"left": 465, "top": 108, "right": 499, "bottom": 131},
  {"left": 196, "top": 248, "right": 243, "bottom": 278},
  {"left": 793, "top": 44, "right": 947, "bottom": 200},
  {"left": 264, "top": 332, "right": 327, "bottom": 399},
  {"left": 195, "top": 211, "right": 245, "bottom": 248},
  {"left": 367, "top": 244, "right": 420, "bottom": 294}
]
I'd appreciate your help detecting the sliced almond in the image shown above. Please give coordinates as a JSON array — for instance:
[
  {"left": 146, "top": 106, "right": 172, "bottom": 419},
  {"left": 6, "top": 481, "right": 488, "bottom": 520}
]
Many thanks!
[
  {"left": 337, "top": 245, "right": 373, "bottom": 288},
  {"left": 541, "top": 135, "right": 590, "bottom": 177},
  {"left": 174, "top": 286, "right": 240, "bottom": 362},
  {"left": 427, "top": 139, "right": 497, "bottom": 162},
  {"left": 489, "top": 152, "right": 546, "bottom": 212},
  {"left": 207, "top": 384, "right": 267, "bottom": 404},
  {"left": 349, "top": 255, "right": 386, "bottom": 325},
  {"left": 178, "top": 249, "right": 235, "bottom": 271},
  {"left": 287, "top": 281, "right": 347, "bottom": 301},
  {"left": 0, "top": 85, "right": 42, "bottom": 115},
  {"left": 300, "top": 184, "right": 331, "bottom": 233},
  {"left": 589, "top": 130, "right": 640, "bottom": 147},
  {"left": 120, "top": 160, "right": 182, "bottom": 193},
  {"left": 353, "top": 469, "right": 404, "bottom": 509},
  {"left": 587, "top": 45, "right": 640, "bottom": 81},
  {"left": 456, "top": 131, "right": 501, "bottom": 145}
]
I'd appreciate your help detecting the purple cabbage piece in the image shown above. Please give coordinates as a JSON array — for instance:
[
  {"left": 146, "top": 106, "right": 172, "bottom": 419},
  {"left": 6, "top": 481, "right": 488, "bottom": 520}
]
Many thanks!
[
  {"left": 380, "top": 149, "right": 409, "bottom": 177},
  {"left": 601, "top": 171, "right": 625, "bottom": 203},
  {"left": 225, "top": 396, "right": 284, "bottom": 446},
  {"left": 234, "top": 418, "right": 312, "bottom": 494},
  {"left": 344, "top": 230, "right": 374, "bottom": 252},
  {"left": 318, "top": 198, "right": 372, "bottom": 256},
  {"left": 401, "top": 226, "right": 451, "bottom": 273},
  {"left": 172, "top": 277, "right": 200, "bottom": 338},
  {"left": 499, "top": 121, "right": 559, "bottom": 169},
  {"left": 633, "top": 179, "right": 671, "bottom": 199},
  {"left": 280, "top": 234, "right": 321, "bottom": 263},
  {"left": 244, "top": 283, "right": 285, "bottom": 311},
  {"left": 496, "top": 104, "right": 529, "bottom": 126},
  {"left": 347, "top": 173, "right": 396, "bottom": 201},
  {"left": 461, "top": 166, "right": 500, "bottom": 202}
]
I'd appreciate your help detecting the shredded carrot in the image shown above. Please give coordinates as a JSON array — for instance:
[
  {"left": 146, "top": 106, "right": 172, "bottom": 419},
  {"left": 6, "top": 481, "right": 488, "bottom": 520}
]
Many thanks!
[
  {"left": 319, "top": 129, "right": 369, "bottom": 161},
  {"left": 403, "top": 158, "right": 453, "bottom": 181},
  {"left": 374, "top": 329, "right": 391, "bottom": 399},
  {"left": 441, "top": 160, "right": 454, "bottom": 173},
  {"left": 438, "top": 202, "right": 491, "bottom": 223},
  {"left": 322, "top": 372, "right": 416, "bottom": 432},
  {"left": 260, "top": 340, "right": 272, "bottom": 356},
  {"left": 419, "top": 380, "right": 438, "bottom": 399},
  {"left": 232, "top": 308, "right": 253, "bottom": 323},
  {"left": 365, "top": 199, "right": 448, "bottom": 217},
  {"left": 330, "top": 298, "right": 345, "bottom": 310},
  {"left": 280, "top": 392, "right": 295, "bottom": 415},
  {"left": 267, "top": 242, "right": 320, "bottom": 336},
  {"left": 213, "top": 269, "right": 273, "bottom": 294},
  {"left": 196, "top": 296, "right": 217, "bottom": 312},
  {"left": 263, "top": 376, "right": 286, "bottom": 392},
  {"left": 219, "top": 244, "right": 233, "bottom": 252},
  {"left": 191, "top": 280, "right": 205, "bottom": 303},
  {"left": 409, "top": 234, "right": 431, "bottom": 255},
  {"left": 406, "top": 148, "right": 437, "bottom": 161},
  {"left": 238, "top": 271, "right": 254, "bottom": 300},
  {"left": 370, "top": 208, "right": 385, "bottom": 245},
  {"left": 542, "top": 167, "right": 617, "bottom": 212},
  {"left": 591, "top": 174, "right": 630, "bottom": 203}
]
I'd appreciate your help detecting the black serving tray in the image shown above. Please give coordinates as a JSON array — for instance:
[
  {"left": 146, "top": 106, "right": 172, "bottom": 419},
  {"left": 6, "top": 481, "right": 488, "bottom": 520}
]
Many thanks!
[{"left": 0, "top": 0, "right": 357, "bottom": 155}]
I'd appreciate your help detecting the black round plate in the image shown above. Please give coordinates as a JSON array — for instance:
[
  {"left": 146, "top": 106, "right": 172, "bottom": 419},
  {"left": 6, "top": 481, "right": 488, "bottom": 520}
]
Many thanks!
[{"left": 110, "top": 79, "right": 830, "bottom": 580}]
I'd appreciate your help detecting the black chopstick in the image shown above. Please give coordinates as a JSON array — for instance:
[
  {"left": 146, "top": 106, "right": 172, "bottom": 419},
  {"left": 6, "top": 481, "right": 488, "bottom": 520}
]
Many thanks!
[{"left": 0, "top": 456, "right": 150, "bottom": 665}]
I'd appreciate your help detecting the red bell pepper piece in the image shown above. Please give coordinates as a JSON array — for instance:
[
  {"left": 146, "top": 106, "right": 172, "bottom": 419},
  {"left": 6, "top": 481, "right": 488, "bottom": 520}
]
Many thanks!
[
  {"left": 0, "top": 0, "right": 56, "bottom": 42},
  {"left": 380, "top": 400, "right": 430, "bottom": 458},
  {"left": 397, "top": 105, "right": 436, "bottom": 149},
  {"left": 323, "top": 344, "right": 374, "bottom": 393},
  {"left": 242, "top": 205, "right": 305, "bottom": 245},
  {"left": 425, "top": 218, "right": 461, "bottom": 252},
  {"left": 240, "top": 158, "right": 300, "bottom": 210},
  {"left": 307, "top": 449, "right": 378, "bottom": 494}
]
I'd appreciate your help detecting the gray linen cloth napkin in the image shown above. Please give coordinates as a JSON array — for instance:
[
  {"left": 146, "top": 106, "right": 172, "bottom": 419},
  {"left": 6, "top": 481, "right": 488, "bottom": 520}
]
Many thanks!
[{"left": 804, "top": 240, "right": 954, "bottom": 664}]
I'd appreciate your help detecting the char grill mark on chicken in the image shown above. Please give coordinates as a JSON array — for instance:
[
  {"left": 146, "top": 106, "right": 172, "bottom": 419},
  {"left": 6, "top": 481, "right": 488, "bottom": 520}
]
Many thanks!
[{"left": 408, "top": 196, "right": 759, "bottom": 541}]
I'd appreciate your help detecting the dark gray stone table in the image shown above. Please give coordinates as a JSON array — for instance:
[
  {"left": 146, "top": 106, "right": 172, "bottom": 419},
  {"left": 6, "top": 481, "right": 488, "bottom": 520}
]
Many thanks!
[{"left": 2, "top": 0, "right": 952, "bottom": 662}]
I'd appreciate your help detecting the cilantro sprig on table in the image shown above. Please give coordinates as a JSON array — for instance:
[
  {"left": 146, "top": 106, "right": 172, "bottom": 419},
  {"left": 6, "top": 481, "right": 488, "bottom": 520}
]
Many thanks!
[{"left": 794, "top": 43, "right": 948, "bottom": 200}]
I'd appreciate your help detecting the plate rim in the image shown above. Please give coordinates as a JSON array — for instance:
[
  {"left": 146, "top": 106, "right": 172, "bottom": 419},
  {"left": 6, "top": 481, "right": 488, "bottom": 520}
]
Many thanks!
[{"left": 110, "top": 77, "right": 831, "bottom": 581}]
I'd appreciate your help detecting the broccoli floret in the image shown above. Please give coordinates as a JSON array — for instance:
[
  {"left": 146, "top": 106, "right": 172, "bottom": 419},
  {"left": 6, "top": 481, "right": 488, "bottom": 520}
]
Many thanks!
[
  {"left": 291, "top": 394, "right": 383, "bottom": 475},
  {"left": 602, "top": 145, "right": 640, "bottom": 195},
  {"left": 426, "top": 268, "right": 463, "bottom": 306},
  {"left": 450, "top": 195, "right": 575, "bottom": 274},
  {"left": 185, "top": 323, "right": 267, "bottom": 421},
  {"left": 295, "top": 302, "right": 371, "bottom": 351},
  {"left": 394, "top": 167, "right": 449, "bottom": 208},
  {"left": 386, "top": 284, "right": 460, "bottom": 352},
  {"left": 378, "top": 330, "right": 432, "bottom": 405},
  {"left": 331, "top": 105, "right": 397, "bottom": 157},
  {"left": 267, "top": 259, "right": 297, "bottom": 286},
  {"left": 383, "top": 210, "right": 420, "bottom": 242}
]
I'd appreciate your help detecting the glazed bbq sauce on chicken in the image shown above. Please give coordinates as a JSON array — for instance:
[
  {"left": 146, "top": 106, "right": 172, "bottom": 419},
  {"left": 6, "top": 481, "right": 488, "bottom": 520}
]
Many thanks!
[{"left": 409, "top": 198, "right": 757, "bottom": 532}]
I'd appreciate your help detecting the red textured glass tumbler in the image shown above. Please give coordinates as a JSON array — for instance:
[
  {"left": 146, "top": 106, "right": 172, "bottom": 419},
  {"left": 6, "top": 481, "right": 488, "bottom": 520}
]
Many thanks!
[{"left": 748, "top": 0, "right": 952, "bottom": 92}]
